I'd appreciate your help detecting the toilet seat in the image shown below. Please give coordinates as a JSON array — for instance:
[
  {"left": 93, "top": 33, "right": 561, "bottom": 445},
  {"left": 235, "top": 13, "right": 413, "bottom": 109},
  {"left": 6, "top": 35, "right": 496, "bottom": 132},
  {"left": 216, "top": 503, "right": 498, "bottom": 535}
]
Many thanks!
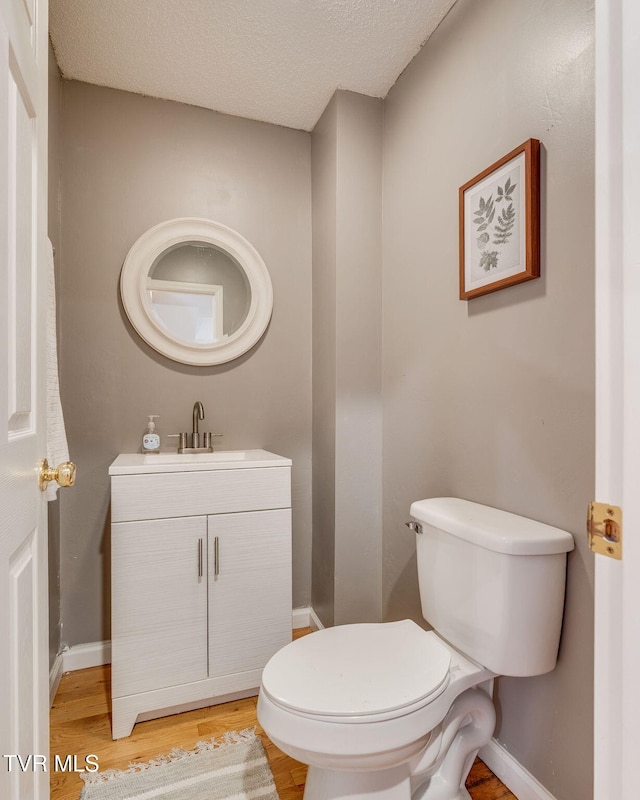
[{"left": 261, "top": 620, "right": 451, "bottom": 723}]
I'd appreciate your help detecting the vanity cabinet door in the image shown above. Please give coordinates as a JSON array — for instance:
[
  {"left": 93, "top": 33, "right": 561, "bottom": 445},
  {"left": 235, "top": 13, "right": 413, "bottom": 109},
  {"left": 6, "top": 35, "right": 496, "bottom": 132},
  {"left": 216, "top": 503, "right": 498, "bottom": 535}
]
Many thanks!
[
  {"left": 208, "top": 509, "right": 292, "bottom": 678},
  {"left": 111, "top": 516, "right": 208, "bottom": 697}
]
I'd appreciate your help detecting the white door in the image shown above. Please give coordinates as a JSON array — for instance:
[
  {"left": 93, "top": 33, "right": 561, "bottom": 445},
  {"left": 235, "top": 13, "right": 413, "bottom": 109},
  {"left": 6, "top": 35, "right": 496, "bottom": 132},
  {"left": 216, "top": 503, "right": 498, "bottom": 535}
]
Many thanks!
[
  {"left": 594, "top": 1, "right": 640, "bottom": 798},
  {"left": 0, "top": 0, "right": 50, "bottom": 797}
]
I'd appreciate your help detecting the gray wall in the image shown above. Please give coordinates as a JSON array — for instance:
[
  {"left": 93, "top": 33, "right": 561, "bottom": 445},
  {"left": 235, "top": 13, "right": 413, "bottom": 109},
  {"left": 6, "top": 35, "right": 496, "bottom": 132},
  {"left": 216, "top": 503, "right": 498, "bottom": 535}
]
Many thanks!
[
  {"left": 47, "top": 41, "right": 62, "bottom": 670},
  {"left": 58, "top": 81, "right": 312, "bottom": 646},
  {"left": 51, "top": 2, "right": 595, "bottom": 793},
  {"left": 311, "top": 96, "right": 338, "bottom": 626},
  {"left": 381, "top": 1, "right": 594, "bottom": 798},
  {"left": 312, "top": 91, "right": 383, "bottom": 626}
]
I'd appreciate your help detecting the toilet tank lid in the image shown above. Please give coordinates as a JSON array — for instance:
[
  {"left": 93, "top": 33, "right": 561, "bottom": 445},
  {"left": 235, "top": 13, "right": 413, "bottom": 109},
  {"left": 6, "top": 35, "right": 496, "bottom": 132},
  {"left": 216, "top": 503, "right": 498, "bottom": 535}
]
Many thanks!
[{"left": 409, "top": 498, "right": 575, "bottom": 555}]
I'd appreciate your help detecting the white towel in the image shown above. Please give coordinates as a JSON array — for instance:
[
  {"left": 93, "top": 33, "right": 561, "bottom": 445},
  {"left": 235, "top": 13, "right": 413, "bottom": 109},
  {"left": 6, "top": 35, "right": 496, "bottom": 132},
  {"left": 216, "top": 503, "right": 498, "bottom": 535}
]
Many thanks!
[{"left": 46, "top": 238, "right": 70, "bottom": 501}]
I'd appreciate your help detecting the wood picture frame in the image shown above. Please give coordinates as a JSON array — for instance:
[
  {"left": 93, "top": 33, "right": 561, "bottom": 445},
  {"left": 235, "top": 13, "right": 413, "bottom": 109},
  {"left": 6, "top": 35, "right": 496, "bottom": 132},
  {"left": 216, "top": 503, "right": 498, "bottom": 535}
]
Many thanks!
[{"left": 459, "top": 138, "right": 540, "bottom": 300}]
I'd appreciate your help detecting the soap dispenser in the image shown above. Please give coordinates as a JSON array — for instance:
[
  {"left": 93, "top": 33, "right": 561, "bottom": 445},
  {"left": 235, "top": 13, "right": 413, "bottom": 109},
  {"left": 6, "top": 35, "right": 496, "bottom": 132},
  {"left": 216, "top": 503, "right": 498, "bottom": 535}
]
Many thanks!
[{"left": 142, "top": 415, "right": 161, "bottom": 453}]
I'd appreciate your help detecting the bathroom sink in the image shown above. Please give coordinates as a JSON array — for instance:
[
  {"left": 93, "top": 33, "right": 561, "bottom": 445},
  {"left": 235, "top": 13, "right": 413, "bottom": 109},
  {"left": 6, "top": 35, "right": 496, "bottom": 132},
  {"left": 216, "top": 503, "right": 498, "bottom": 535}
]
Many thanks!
[{"left": 109, "top": 449, "right": 292, "bottom": 475}]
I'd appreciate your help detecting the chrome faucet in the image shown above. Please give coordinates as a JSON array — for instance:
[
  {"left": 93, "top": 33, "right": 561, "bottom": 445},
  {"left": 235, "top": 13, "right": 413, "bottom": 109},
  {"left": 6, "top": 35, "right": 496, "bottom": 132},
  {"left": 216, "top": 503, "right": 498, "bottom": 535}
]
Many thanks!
[{"left": 168, "top": 401, "right": 222, "bottom": 453}]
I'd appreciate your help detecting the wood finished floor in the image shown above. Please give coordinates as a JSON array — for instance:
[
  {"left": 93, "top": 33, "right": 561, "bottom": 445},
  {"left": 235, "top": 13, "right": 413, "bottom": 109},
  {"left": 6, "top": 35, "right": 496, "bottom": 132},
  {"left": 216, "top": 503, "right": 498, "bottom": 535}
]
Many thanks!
[{"left": 50, "top": 629, "right": 517, "bottom": 800}]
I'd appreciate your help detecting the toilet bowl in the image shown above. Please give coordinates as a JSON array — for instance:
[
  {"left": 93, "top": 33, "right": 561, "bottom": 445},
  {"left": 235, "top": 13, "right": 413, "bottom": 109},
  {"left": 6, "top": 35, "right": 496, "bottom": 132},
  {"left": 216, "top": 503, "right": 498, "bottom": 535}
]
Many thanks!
[
  {"left": 258, "top": 498, "right": 574, "bottom": 800},
  {"left": 258, "top": 620, "right": 495, "bottom": 800},
  {"left": 258, "top": 621, "right": 496, "bottom": 800}
]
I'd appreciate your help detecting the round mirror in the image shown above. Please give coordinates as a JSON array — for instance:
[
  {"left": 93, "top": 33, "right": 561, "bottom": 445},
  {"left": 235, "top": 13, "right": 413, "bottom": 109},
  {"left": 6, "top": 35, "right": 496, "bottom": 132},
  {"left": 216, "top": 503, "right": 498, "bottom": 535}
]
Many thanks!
[{"left": 120, "top": 218, "right": 273, "bottom": 365}]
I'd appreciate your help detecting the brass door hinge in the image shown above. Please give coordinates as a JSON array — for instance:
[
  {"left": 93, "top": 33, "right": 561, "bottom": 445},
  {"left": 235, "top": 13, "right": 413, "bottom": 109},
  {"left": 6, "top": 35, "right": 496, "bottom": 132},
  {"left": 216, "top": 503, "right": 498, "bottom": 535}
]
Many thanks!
[{"left": 587, "top": 502, "right": 622, "bottom": 560}]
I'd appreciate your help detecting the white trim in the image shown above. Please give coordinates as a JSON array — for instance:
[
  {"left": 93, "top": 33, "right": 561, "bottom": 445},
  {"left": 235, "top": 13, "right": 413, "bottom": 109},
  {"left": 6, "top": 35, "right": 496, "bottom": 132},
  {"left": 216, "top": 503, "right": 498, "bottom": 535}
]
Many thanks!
[
  {"left": 308, "top": 607, "right": 325, "bottom": 630},
  {"left": 49, "top": 653, "right": 64, "bottom": 707},
  {"left": 594, "top": 2, "right": 640, "bottom": 799},
  {"left": 480, "top": 738, "right": 557, "bottom": 800},
  {"left": 292, "top": 606, "right": 324, "bottom": 630},
  {"left": 292, "top": 606, "right": 311, "bottom": 629},
  {"left": 61, "top": 640, "right": 112, "bottom": 672}
]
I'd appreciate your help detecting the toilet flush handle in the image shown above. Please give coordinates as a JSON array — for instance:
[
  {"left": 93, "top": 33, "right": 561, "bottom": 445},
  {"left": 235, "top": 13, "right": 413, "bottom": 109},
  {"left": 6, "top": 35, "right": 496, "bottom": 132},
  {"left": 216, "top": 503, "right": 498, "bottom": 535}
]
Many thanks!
[{"left": 405, "top": 521, "right": 423, "bottom": 534}]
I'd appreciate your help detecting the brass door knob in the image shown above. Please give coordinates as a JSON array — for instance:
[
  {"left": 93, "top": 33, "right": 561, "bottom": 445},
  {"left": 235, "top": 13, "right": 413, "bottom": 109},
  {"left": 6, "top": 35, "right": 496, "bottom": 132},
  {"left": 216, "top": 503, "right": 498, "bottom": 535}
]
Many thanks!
[{"left": 38, "top": 459, "right": 77, "bottom": 492}]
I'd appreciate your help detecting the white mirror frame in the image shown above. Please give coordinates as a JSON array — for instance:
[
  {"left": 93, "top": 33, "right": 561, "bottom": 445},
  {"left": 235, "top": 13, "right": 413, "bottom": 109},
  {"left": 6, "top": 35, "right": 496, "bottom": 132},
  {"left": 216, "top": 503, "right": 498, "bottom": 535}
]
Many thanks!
[{"left": 120, "top": 218, "right": 273, "bottom": 366}]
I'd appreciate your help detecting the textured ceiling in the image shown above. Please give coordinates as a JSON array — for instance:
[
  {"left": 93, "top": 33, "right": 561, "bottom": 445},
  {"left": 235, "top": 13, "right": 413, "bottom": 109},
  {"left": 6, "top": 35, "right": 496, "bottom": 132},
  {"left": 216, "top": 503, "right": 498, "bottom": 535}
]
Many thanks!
[{"left": 49, "top": 0, "right": 457, "bottom": 131}]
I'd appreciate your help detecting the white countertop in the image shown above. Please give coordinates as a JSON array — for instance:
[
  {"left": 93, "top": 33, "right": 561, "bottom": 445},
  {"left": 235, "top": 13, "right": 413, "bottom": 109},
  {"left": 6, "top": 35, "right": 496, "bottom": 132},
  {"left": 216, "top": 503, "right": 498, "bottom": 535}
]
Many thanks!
[{"left": 109, "top": 449, "right": 292, "bottom": 475}]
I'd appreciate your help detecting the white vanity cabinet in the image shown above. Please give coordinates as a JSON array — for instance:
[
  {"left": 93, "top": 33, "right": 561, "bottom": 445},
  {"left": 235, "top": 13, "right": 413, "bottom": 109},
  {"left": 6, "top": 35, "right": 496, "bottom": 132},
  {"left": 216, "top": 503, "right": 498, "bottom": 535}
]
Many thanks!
[
  {"left": 207, "top": 509, "right": 291, "bottom": 678},
  {"left": 109, "top": 451, "right": 292, "bottom": 739},
  {"left": 111, "top": 516, "right": 209, "bottom": 698}
]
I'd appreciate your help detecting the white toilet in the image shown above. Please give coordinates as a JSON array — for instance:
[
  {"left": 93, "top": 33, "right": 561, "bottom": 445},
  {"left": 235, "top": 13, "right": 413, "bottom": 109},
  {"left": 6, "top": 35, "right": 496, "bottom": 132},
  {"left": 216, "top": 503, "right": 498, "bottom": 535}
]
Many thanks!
[{"left": 258, "top": 497, "right": 575, "bottom": 800}]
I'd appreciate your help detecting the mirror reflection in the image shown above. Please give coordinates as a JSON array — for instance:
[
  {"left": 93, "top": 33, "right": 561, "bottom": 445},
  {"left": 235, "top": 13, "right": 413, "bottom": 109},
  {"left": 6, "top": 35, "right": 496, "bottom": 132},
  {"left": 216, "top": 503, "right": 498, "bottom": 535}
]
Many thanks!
[{"left": 147, "top": 242, "right": 251, "bottom": 345}]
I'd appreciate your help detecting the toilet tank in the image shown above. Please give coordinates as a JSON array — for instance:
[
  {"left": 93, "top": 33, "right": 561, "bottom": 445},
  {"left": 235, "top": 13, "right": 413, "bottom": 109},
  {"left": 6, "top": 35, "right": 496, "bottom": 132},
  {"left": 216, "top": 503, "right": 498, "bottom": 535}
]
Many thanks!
[{"left": 410, "top": 498, "right": 575, "bottom": 677}]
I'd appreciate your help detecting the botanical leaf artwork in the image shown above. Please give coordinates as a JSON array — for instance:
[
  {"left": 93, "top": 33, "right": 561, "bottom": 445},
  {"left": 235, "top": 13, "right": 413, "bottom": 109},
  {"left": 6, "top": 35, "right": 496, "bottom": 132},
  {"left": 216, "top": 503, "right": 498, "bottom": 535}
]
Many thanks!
[
  {"left": 461, "top": 141, "right": 538, "bottom": 299},
  {"left": 472, "top": 175, "right": 518, "bottom": 271}
]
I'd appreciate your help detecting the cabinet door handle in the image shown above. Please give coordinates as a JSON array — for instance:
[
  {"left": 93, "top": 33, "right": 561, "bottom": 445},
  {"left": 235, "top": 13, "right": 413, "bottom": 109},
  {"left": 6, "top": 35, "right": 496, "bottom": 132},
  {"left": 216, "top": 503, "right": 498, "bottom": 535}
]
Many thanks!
[
  {"left": 198, "top": 538, "right": 203, "bottom": 579},
  {"left": 214, "top": 536, "right": 220, "bottom": 577}
]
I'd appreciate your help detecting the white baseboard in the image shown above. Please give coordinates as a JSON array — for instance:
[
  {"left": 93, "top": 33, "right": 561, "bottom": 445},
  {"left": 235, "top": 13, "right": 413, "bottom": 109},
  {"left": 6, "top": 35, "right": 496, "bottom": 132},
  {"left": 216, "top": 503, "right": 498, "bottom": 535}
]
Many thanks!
[
  {"left": 61, "top": 640, "right": 112, "bottom": 673},
  {"left": 292, "top": 606, "right": 312, "bottom": 629},
  {"left": 49, "top": 653, "right": 64, "bottom": 708},
  {"left": 308, "top": 606, "right": 324, "bottom": 630},
  {"left": 292, "top": 605, "right": 325, "bottom": 630},
  {"left": 479, "top": 738, "right": 558, "bottom": 800}
]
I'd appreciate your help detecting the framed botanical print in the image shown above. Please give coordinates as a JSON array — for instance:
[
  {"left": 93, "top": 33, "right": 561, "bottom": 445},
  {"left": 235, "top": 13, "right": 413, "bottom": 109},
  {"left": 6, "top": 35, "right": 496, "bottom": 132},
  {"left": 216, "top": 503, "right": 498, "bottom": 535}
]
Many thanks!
[{"left": 459, "top": 138, "right": 540, "bottom": 300}]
